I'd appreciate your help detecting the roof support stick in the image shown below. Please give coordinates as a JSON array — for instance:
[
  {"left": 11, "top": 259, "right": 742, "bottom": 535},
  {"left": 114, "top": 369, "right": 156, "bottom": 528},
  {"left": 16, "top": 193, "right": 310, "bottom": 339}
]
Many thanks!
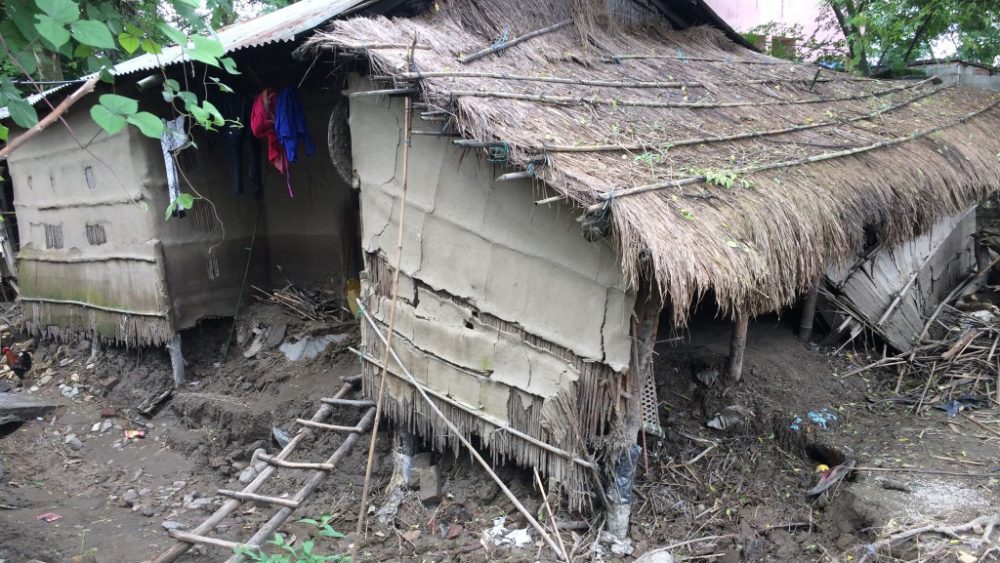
[
  {"left": 728, "top": 312, "right": 750, "bottom": 382},
  {"left": 351, "top": 34, "right": 418, "bottom": 558},
  {"left": 459, "top": 19, "right": 572, "bottom": 64}
]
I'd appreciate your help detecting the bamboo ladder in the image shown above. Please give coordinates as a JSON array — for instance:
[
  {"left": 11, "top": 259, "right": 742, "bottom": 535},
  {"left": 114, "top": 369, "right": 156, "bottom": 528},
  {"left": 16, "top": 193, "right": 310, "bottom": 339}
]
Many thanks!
[{"left": 150, "top": 377, "right": 375, "bottom": 563}]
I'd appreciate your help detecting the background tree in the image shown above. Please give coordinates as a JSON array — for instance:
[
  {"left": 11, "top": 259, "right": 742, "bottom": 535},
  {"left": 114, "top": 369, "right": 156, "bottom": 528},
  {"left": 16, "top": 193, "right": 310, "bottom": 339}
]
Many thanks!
[{"left": 822, "top": 0, "right": 1000, "bottom": 75}]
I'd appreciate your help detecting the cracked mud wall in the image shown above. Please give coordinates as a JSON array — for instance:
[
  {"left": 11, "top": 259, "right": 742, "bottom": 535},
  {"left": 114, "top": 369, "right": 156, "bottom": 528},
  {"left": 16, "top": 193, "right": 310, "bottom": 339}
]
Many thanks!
[
  {"left": 9, "top": 88, "right": 361, "bottom": 343},
  {"left": 7, "top": 104, "right": 174, "bottom": 344},
  {"left": 349, "top": 76, "right": 635, "bottom": 507}
]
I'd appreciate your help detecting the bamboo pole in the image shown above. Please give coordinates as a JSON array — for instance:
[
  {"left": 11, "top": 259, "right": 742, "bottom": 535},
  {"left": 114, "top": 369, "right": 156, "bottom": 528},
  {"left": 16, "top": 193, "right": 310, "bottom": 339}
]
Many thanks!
[
  {"left": 799, "top": 276, "right": 822, "bottom": 342},
  {"left": 459, "top": 19, "right": 572, "bottom": 64},
  {"left": 442, "top": 77, "right": 935, "bottom": 110},
  {"left": 587, "top": 95, "right": 1000, "bottom": 204},
  {"left": 352, "top": 35, "right": 418, "bottom": 552},
  {"left": 728, "top": 312, "right": 750, "bottom": 382},
  {"left": 394, "top": 70, "right": 849, "bottom": 89},
  {"left": 357, "top": 300, "right": 567, "bottom": 561},
  {"left": 538, "top": 85, "right": 948, "bottom": 153},
  {"left": 0, "top": 75, "right": 100, "bottom": 161}
]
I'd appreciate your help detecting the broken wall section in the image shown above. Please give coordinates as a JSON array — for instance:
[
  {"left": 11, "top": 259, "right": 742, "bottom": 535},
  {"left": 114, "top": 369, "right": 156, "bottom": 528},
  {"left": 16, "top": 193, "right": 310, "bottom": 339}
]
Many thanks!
[
  {"left": 826, "top": 207, "right": 977, "bottom": 351},
  {"left": 349, "top": 76, "right": 635, "bottom": 509}
]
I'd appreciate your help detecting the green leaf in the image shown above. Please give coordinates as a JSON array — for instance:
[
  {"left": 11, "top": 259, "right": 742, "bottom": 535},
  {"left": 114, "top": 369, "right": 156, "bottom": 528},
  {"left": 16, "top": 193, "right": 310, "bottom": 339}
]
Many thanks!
[
  {"left": 190, "top": 34, "right": 224, "bottom": 56},
  {"left": 127, "top": 112, "right": 165, "bottom": 138},
  {"left": 164, "top": 199, "right": 178, "bottom": 220},
  {"left": 219, "top": 56, "right": 239, "bottom": 75},
  {"left": 176, "top": 90, "right": 197, "bottom": 109},
  {"left": 157, "top": 23, "right": 187, "bottom": 46},
  {"left": 201, "top": 100, "right": 224, "bottom": 126},
  {"left": 175, "top": 0, "right": 199, "bottom": 7},
  {"left": 0, "top": 122, "right": 9, "bottom": 143},
  {"left": 35, "top": 0, "right": 79, "bottom": 24},
  {"left": 118, "top": 32, "right": 140, "bottom": 53},
  {"left": 98, "top": 67, "right": 114, "bottom": 83},
  {"left": 6, "top": 97, "right": 38, "bottom": 129},
  {"left": 141, "top": 38, "right": 162, "bottom": 55},
  {"left": 35, "top": 15, "right": 71, "bottom": 48},
  {"left": 319, "top": 527, "right": 345, "bottom": 539},
  {"left": 189, "top": 103, "right": 210, "bottom": 125},
  {"left": 176, "top": 193, "right": 195, "bottom": 210},
  {"left": 71, "top": 19, "right": 116, "bottom": 49},
  {"left": 98, "top": 93, "right": 137, "bottom": 115},
  {"left": 73, "top": 42, "right": 93, "bottom": 57},
  {"left": 90, "top": 104, "right": 127, "bottom": 135}
]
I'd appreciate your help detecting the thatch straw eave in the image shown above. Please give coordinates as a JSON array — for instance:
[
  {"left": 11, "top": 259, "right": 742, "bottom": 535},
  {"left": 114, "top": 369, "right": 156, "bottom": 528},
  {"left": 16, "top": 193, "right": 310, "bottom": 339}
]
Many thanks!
[{"left": 303, "top": 2, "right": 1000, "bottom": 324}]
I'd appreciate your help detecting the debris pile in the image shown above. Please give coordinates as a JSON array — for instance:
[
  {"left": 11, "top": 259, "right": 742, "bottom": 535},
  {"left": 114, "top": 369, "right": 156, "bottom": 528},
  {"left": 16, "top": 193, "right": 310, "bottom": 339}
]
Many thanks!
[{"left": 252, "top": 284, "right": 352, "bottom": 325}]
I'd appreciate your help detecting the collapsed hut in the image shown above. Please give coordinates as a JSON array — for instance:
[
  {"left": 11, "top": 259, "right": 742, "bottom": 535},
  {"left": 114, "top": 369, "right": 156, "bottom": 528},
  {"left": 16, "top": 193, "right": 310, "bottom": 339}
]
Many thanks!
[{"left": 302, "top": 0, "right": 1000, "bottom": 540}]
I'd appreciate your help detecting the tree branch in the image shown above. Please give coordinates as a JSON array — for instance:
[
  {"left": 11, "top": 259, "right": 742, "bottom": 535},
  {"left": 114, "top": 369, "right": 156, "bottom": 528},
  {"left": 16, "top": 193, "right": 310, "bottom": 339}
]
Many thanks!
[{"left": 0, "top": 75, "right": 100, "bottom": 161}]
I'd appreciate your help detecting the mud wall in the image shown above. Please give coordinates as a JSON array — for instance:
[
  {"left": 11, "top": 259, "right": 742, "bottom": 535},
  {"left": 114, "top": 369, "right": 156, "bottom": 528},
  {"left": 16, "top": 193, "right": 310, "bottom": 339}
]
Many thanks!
[
  {"left": 261, "top": 89, "right": 362, "bottom": 289},
  {"left": 7, "top": 105, "right": 173, "bottom": 344},
  {"left": 349, "top": 76, "right": 635, "bottom": 508}
]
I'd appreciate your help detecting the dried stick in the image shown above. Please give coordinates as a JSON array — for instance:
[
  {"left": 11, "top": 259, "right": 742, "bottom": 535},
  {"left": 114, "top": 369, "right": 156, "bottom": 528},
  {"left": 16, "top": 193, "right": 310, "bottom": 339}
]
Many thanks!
[
  {"left": 0, "top": 75, "right": 100, "bottom": 161},
  {"left": 859, "top": 515, "right": 998, "bottom": 562},
  {"left": 533, "top": 467, "right": 568, "bottom": 559},
  {"left": 352, "top": 35, "right": 417, "bottom": 549},
  {"left": 459, "top": 19, "right": 572, "bottom": 64},
  {"left": 357, "top": 300, "right": 567, "bottom": 561}
]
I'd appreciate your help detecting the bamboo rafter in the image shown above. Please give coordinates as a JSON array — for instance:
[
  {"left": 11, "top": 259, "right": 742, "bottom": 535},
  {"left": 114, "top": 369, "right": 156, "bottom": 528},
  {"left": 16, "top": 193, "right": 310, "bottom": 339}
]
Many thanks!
[
  {"left": 440, "top": 76, "right": 936, "bottom": 110},
  {"left": 391, "top": 70, "right": 864, "bottom": 89},
  {"left": 537, "top": 84, "right": 950, "bottom": 153},
  {"left": 593, "top": 95, "right": 1000, "bottom": 203}
]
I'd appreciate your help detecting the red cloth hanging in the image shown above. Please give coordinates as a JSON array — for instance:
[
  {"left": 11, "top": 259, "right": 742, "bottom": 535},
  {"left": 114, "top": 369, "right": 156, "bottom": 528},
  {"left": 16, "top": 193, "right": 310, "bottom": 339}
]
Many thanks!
[{"left": 250, "top": 88, "right": 287, "bottom": 175}]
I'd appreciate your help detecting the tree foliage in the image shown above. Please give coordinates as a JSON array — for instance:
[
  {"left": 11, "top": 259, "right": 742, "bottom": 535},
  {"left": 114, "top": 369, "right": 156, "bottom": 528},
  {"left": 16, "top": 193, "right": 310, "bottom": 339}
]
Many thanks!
[
  {"left": 822, "top": 0, "right": 1000, "bottom": 75},
  {"left": 0, "top": 0, "right": 284, "bottom": 142}
]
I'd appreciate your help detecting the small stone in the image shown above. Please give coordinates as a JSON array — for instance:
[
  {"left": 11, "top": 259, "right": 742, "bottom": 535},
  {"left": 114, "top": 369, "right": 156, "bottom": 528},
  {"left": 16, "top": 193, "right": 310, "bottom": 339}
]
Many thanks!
[
  {"left": 70, "top": 373, "right": 80, "bottom": 383},
  {"left": 417, "top": 465, "right": 441, "bottom": 504},
  {"left": 238, "top": 466, "right": 258, "bottom": 484},
  {"left": 122, "top": 489, "right": 139, "bottom": 507},
  {"left": 99, "top": 420, "right": 113, "bottom": 433},
  {"left": 38, "top": 375, "right": 53, "bottom": 385},
  {"left": 70, "top": 555, "right": 98, "bottom": 563},
  {"left": 100, "top": 378, "right": 120, "bottom": 393},
  {"left": 65, "top": 434, "right": 84, "bottom": 451},
  {"left": 139, "top": 488, "right": 152, "bottom": 497},
  {"left": 161, "top": 520, "right": 182, "bottom": 531},
  {"left": 208, "top": 456, "right": 225, "bottom": 469},
  {"left": 186, "top": 498, "right": 214, "bottom": 512},
  {"left": 172, "top": 480, "right": 187, "bottom": 489},
  {"left": 634, "top": 550, "right": 674, "bottom": 563},
  {"left": 141, "top": 505, "right": 155, "bottom": 517}
]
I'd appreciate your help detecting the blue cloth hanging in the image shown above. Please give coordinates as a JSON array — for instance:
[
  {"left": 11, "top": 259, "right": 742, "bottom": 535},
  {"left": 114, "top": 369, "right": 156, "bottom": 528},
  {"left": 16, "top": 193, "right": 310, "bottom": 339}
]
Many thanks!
[{"left": 274, "top": 86, "right": 316, "bottom": 163}]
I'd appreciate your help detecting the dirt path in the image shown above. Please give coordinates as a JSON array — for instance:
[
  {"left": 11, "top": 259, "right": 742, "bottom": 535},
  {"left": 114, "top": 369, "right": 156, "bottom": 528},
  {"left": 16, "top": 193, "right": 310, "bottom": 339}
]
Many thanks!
[{"left": 1, "top": 307, "right": 998, "bottom": 563}]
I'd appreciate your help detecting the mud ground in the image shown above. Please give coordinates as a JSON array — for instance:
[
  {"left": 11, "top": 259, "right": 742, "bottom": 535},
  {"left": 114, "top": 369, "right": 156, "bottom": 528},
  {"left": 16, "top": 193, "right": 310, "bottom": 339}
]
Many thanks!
[{"left": 0, "top": 303, "right": 998, "bottom": 562}]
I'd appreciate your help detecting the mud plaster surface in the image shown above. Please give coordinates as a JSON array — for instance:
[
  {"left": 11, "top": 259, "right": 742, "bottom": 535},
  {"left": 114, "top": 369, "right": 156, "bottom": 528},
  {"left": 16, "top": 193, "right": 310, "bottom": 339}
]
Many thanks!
[{"left": 349, "top": 75, "right": 634, "bottom": 426}]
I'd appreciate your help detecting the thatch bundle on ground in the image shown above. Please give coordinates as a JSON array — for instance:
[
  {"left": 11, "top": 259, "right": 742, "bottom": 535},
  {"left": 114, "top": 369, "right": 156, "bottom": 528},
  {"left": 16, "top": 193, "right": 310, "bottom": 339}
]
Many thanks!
[{"left": 305, "top": 0, "right": 1000, "bottom": 322}]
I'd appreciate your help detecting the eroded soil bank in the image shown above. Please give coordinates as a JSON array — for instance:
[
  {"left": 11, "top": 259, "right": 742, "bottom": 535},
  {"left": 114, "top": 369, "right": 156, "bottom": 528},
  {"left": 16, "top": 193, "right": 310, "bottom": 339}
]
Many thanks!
[{"left": 0, "top": 304, "right": 997, "bottom": 562}]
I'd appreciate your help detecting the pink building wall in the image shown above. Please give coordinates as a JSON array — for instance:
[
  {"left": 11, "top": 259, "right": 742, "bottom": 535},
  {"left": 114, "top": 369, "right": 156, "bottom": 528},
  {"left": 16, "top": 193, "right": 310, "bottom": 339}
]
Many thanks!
[{"left": 705, "top": 0, "right": 825, "bottom": 35}]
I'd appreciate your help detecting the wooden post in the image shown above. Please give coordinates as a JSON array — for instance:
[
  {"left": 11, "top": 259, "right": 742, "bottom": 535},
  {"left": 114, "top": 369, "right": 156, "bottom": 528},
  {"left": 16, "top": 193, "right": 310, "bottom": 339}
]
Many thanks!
[
  {"left": 728, "top": 312, "right": 750, "bottom": 381},
  {"left": 799, "top": 276, "right": 822, "bottom": 342},
  {"left": 167, "top": 333, "right": 185, "bottom": 387}
]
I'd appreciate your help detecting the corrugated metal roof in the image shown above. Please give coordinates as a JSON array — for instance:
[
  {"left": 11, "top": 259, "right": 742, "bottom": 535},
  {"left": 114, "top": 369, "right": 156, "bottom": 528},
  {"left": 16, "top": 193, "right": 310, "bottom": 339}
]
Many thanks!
[{"left": 1, "top": 0, "right": 367, "bottom": 121}]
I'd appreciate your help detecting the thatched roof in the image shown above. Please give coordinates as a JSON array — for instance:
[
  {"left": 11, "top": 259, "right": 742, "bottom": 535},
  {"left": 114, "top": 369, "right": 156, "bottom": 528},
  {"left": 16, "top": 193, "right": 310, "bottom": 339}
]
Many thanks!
[{"left": 304, "top": 0, "right": 1000, "bottom": 323}]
